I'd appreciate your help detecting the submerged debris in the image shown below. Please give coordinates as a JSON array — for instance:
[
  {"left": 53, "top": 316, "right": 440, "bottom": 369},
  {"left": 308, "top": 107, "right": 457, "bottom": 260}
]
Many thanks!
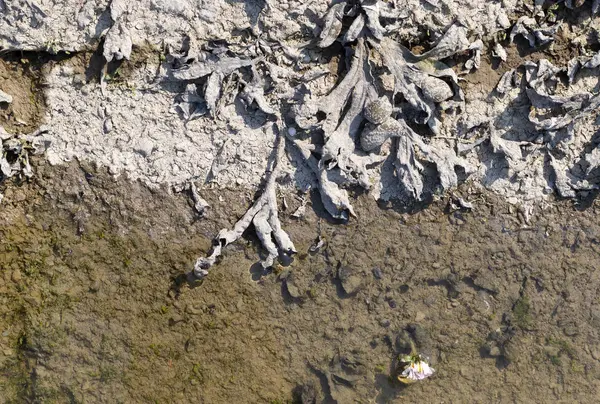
[{"left": 397, "top": 353, "right": 435, "bottom": 383}]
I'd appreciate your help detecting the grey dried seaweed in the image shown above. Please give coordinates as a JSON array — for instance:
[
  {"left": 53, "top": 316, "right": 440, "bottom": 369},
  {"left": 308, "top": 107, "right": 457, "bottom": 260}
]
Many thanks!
[
  {"left": 204, "top": 72, "right": 223, "bottom": 116},
  {"left": 185, "top": 3, "right": 485, "bottom": 274},
  {"left": 379, "top": 36, "right": 461, "bottom": 132},
  {"left": 287, "top": 133, "right": 357, "bottom": 220},
  {"left": 493, "top": 43, "right": 508, "bottom": 62},
  {"left": 317, "top": 168, "right": 357, "bottom": 219},
  {"left": 496, "top": 69, "right": 517, "bottom": 94},
  {"left": 510, "top": 15, "right": 561, "bottom": 48},
  {"left": 584, "top": 147, "right": 600, "bottom": 178},
  {"left": 395, "top": 131, "right": 426, "bottom": 199},
  {"left": 343, "top": 13, "right": 366, "bottom": 44},
  {"left": 526, "top": 59, "right": 562, "bottom": 94},
  {"left": 103, "top": 20, "right": 132, "bottom": 63},
  {"left": 292, "top": 38, "right": 389, "bottom": 218},
  {"left": 510, "top": 17, "right": 536, "bottom": 47},
  {"left": 533, "top": 24, "right": 561, "bottom": 46},
  {"left": 318, "top": 2, "right": 346, "bottom": 48},
  {"left": 292, "top": 16, "right": 472, "bottom": 213},
  {"left": 414, "top": 24, "right": 470, "bottom": 61},
  {"left": 361, "top": 0, "right": 385, "bottom": 40},
  {"left": 566, "top": 50, "right": 600, "bottom": 83},
  {"left": 1, "top": 126, "right": 49, "bottom": 180},
  {"left": 465, "top": 39, "right": 483, "bottom": 71},
  {"left": 103, "top": 0, "right": 132, "bottom": 63},
  {"left": 421, "top": 141, "right": 472, "bottom": 190},
  {"left": 525, "top": 85, "right": 600, "bottom": 132},
  {"left": 317, "top": 0, "right": 403, "bottom": 47},
  {"left": 293, "top": 48, "right": 365, "bottom": 152},
  {"left": 193, "top": 126, "right": 295, "bottom": 277},
  {"left": 320, "top": 41, "right": 371, "bottom": 169},
  {"left": 169, "top": 41, "right": 280, "bottom": 119},
  {"left": 171, "top": 52, "right": 254, "bottom": 81},
  {"left": 488, "top": 53, "right": 600, "bottom": 194},
  {"left": 489, "top": 125, "right": 526, "bottom": 162},
  {"left": 174, "top": 83, "right": 207, "bottom": 121},
  {"left": 549, "top": 154, "right": 577, "bottom": 198},
  {"left": 240, "top": 66, "right": 276, "bottom": 115},
  {"left": 386, "top": 118, "right": 471, "bottom": 199}
]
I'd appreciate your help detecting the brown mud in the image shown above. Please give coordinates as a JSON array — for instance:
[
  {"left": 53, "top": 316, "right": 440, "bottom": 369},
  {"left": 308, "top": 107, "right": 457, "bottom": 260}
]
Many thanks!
[
  {"left": 1, "top": 160, "right": 600, "bottom": 403},
  {"left": 0, "top": 57, "right": 46, "bottom": 133}
]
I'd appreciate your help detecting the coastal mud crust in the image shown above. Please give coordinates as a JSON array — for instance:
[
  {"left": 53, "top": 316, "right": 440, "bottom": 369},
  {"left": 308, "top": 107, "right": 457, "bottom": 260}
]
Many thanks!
[{"left": 1, "top": 160, "right": 600, "bottom": 402}]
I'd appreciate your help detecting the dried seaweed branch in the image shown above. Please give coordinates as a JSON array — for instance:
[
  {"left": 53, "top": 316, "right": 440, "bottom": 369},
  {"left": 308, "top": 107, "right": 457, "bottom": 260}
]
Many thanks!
[
  {"left": 193, "top": 125, "right": 295, "bottom": 278},
  {"left": 103, "top": 0, "right": 132, "bottom": 63},
  {"left": 1, "top": 126, "right": 49, "bottom": 181}
]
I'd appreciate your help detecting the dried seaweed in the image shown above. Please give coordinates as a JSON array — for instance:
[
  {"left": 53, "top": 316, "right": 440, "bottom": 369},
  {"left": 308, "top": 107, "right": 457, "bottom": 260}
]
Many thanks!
[
  {"left": 379, "top": 36, "right": 462, "bottom": 133},
  {"left": 465, "top": 40, "right": 483, "bottom": 71},
  {"left": 493, "top": 43, "right": 508, "bottom": 62},
  {"left": 496, "top": 69, "right": 517, "bottom": 94},
  {"left": 318, "top": 2, "right": 346, "bottom": 48},
  {"left": 1, "top": 126, "right": 49, "bottom": 181},
  {"left": 193, "top": 125, "right": 295, "bottom": 277},
  {"left": 183, "top": 4, "right": 511, "bottom": 274},
  {"left": 239, "top": 66, "right": 276, "bottom": 115},
  {"left": 522, "top": 60, "right": 600, "bottom": 133},
  {"left": 173, "top": 84, "right": 207, "bottom": 121},
  {"left": 103, "top": 0, "right": 132, "bottom": 63},
  {"left": 171, "top": 51, "right": 254, "bottom": 81},
  {"left": 510, "top": 16, "right": 560, "bottom": 48},
  {"left": 190, "top": 182, "right": 210, "bottom": 217},
  {"left": 395, "top": 131, "right": 426, "bottom": 199},
  {"left": 317, "top": 0, "right": 403, "bottom": 47},
  {"left": 167, "top": 40, "right": 281, "bottom": 120}
]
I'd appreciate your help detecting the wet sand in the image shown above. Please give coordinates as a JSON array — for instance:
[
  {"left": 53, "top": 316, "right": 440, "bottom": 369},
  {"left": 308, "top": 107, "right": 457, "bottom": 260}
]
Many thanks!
[{"left": 1, "top": 160, "right": 599, "bottom": 403}]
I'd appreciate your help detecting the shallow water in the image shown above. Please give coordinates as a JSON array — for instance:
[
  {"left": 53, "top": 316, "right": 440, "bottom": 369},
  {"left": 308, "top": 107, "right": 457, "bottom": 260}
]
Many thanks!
[{"left": 1, "top": 161, "right": 600, "bottom": 403}]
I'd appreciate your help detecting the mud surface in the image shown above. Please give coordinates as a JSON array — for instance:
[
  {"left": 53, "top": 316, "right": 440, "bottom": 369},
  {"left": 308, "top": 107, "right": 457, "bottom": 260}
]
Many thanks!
[
  {"left": 1, "top": 160, "right": 600, "bottom": 403},
  {"left": 0, "top": 56, "right": 46, "bottom": 133}
]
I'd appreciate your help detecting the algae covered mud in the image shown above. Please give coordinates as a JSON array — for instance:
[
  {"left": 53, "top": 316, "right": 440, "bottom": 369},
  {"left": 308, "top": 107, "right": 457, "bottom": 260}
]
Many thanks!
[
  {"left": 2, "top": 0, "right": 600, "bottom": 402},
  {"left": 1, "top": 161, "right": 600, "bottom": 402}
]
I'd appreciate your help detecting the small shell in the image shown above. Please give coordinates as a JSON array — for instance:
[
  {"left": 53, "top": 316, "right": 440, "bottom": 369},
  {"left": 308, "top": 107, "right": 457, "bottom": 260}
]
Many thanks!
[{"left": 363, "top": 96, "right": 393, "bottom": 125}]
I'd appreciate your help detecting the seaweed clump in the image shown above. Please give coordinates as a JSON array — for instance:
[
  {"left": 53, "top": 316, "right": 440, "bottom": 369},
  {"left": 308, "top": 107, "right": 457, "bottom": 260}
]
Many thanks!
[{"left": 171, "top": 0, "right": 491, "bottom": 275}]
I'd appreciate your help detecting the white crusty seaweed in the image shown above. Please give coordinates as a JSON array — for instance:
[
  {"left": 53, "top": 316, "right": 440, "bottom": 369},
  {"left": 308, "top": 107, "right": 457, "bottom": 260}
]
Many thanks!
[
  {"left": 1, "top": 126, "right": 49, "bottom": 180},
  {"left": 193, "top": 125, "right": 295, "bottom": 278},
  {"left": 185, "top": 0, "right": 499, "bottom": 271},
  {"left": 103, "top": 0, "right": 132, "bottom": 63},
  {"left": 287, "top": 0, "right": 477, "bottom": 214}
]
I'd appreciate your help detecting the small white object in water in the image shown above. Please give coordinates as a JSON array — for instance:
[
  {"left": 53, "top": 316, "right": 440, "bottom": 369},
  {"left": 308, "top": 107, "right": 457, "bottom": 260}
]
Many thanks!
[
  {"left": 287, "top": 127, "right": 297, "bottom": 137},
  {"left": 397, "top": 354, "right": 435, "bottom": 383},
  {"left": 0, "top": 90, "right": 12, "bottom": 104}
]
